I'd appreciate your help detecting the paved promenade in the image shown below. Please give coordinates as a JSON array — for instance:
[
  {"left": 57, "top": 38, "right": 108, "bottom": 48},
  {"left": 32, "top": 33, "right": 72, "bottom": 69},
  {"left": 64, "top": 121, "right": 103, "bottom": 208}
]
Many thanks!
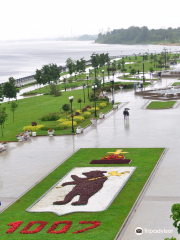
[{"left": 0, "top": 76, "right": 180, "bottom": 239}]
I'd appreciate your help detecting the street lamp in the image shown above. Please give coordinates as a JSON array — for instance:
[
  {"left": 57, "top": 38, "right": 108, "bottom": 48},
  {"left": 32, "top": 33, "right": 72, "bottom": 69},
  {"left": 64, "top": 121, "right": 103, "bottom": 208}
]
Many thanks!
[
  {"left": 102, "top": 70, "right": 104, "bottom": 87},
  {"left": 83, "top": 82, "right": 85, "bottom": 103},
  {"left": 86, "top": 75, "right": 89, "bottom": 98},
  {"left": 163, "top": 47, "right": 167, "bottom": 70},
  {"left": 69, "top": 96, "right": 74, "bottom": 133},
  {"left": 93, "top": 53, "right": 97, "bottom": 80},
  {"left": 63, "top": 77, "right": 66, "bottom": 91},
  {"left": 142, "top": 53, "right": 146, "bottom": 83},
  {"left": 108, "top": 61, "right": 110, "bottom": 79},
  {"left": 110, "top": 79, "right": 114, "bottom": 105},
  {"left": 92, "top": 85, "right": 97, "bottom": 117}
]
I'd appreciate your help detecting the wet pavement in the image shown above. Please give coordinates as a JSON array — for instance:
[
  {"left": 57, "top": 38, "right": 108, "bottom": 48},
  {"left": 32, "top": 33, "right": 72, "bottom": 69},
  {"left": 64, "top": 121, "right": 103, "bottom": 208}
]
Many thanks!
[{"left": 1, "top": 75, "right": 180, "bottom": 239}]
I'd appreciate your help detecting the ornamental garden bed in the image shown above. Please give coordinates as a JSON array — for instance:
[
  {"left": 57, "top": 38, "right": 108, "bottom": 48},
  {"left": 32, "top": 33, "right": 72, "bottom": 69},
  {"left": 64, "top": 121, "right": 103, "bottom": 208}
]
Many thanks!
[
  {"left": 146, "top": 101, "right": 177, "bottom": 109},
  {"left": 0, "top": 148, "right": 164, "bottom": 240}
]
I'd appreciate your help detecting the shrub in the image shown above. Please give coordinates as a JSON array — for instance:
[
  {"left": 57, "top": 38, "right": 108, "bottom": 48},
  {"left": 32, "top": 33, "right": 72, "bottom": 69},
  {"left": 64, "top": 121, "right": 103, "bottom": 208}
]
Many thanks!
[
  {"left": 85, "top": 105, "right": 91, "bottom": 109},
  {"left": 41, "top": 123, "right": 66, "bottom": 130},
  {"left": 74, "top": 111, "right": 81, "bottom": 116},
  {"left": 57, "top": 118, "right": 66, "bottom": 122},
  {"left": 82, "top": 107, "right": 87, "bottom": 112},
  {"left": 39, "top": 112, "right": 61, "bottom": 121},
  {"left": 82, "top": 113, "right": 90, "bottom": 119},
  {"left": 23, "top": 125, "right": 44, "bottom": 131},
  {"left": 60, "top": 121, "right": 77, "bottom": 128},
  {"left": 87, "top": 108, "right": 95, "bottom": 114},
  {"left": 99, "top": 103, "right": 107, "bottom": 108},
  {"left": 73, "top": 116, "right": 84, "bottom": 123},
  {"left": 31, "top": 121, "right": 37, "bottom": 126}
]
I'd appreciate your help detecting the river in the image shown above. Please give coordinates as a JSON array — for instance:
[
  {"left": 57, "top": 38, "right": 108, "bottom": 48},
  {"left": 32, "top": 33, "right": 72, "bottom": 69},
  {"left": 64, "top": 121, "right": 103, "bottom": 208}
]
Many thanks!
[{"left": 0, "top": 40, "right": 180, "bottom": 83}]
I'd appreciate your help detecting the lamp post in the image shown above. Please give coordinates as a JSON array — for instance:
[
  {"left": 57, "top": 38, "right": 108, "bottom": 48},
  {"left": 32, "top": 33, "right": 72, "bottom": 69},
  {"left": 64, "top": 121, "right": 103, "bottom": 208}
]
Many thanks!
[
  {"left": 102, "top": 70, "right": 104, "bottom": 86},
  {"left": 142, "top": 53, "right": 146, "bottom": 83},
  {"left": 86, "top": 75, "right": 89, "bottom": 98},
  {"left": 108, "top": 61, "right": 110, "bottom": 79},
  {"left": 63, "top": 77, "right": 66, "bottom": 91},
  {"left": 83, "top": 82, "right": 85, "bottom": 103},
  {"left": 110, "top": 79, "right": 114, "bottom": 105},
  {"left": 92, "top": 85, "right": 97, "bottom": 117},
  {"left": 69, "top": 96, "right": 74, "bottom": 133},
  {"left": 93, "top": 53, "right": 97, "bottom": 80},
  {"left": 163, "top": 47, "right": 167, "bottom": 70}
]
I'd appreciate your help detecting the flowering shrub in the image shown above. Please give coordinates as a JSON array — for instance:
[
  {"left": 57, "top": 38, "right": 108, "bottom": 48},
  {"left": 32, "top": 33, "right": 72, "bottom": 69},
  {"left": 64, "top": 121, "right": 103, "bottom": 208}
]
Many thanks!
[
  {"left": 23, "top": 125, "right": 44, "bottom": 131},
  {"left": 82, "top": 107, "right": 87, "bottom": 112},
  {"left": 73, "top": 221, "right": 101, "bottom": 234},
  {"left": 31, "top": 121, "right": 37, "bottom": 126},
  {"left": 85, "top": 105, "right": 91, "bottom": 109},
  {"left": 74, "top": 111, "right": 81, "bottom": 116},
  {"left": 57, "top": 119, "right": 66, "bottom": 122},
  {"left": 47, "top": 221, "right": 72, "bottom": 234},
  {"left": 83, "top": 111, "right": 91, "bottom": 116},
  {"left": 91, "top": 107, "right": 99, "bottom": 111},
  {"left": 20, "top": 221, "right": 47, "bottom": 234},
  {"left": 99, "top": 103, "right": 107, "bottom": 108},
  {"left": 60, "top": 121, "right": 77, "bottom": 128},
  {"left": 2, "top": 141, "right": 7, "bottom": 144},
  {"left": 73, "top": 116, "right": 84, "bottom": 123},
  {"left": 48, "top": 128, "right": 53, "bottom": 132}
]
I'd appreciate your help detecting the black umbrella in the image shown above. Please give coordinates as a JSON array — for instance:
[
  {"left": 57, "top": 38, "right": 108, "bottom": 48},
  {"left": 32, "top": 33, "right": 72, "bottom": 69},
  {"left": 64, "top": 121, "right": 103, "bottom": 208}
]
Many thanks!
[{"left": 125, "top": 108, "right": 130, "bottom": 110}]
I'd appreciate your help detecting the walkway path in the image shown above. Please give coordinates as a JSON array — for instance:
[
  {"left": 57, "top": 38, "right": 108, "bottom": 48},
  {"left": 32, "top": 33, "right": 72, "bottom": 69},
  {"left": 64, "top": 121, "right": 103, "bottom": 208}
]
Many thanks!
[{"left": 0, "top": 77, "right": 180, "bottom": 239}]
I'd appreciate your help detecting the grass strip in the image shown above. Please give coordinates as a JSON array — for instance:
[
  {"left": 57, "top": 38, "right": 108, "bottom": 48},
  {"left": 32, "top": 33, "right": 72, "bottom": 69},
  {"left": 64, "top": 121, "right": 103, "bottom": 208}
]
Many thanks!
[{"left": 146, "top": 101, "right": 176, "bottom": 109}]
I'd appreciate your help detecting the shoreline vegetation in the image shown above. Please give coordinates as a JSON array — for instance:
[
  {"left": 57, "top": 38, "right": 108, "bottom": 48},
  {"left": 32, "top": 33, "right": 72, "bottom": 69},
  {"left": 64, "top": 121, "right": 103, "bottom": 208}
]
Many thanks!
[{"left": 95, "top": 26, "right": 180, "bottom": 45}]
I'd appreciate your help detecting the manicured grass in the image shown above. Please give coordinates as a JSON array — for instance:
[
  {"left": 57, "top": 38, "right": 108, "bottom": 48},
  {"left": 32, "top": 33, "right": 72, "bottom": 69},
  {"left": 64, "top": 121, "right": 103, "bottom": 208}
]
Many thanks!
[
  {"left": 0, "top": 88, "right": 113, "bottom": 141},
  {"left": 146, "top": 101, "right": 176, "bottom": 109},
  {"left": 0, "top": 148, "right": 164, "bottom": 240},
  {"left": 172, "top": 82, "right": 180, "bottom": 86}
]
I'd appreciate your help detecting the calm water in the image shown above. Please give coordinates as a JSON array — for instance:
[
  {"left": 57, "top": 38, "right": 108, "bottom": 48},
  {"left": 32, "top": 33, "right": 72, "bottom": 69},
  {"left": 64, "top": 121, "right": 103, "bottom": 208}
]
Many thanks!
[{"left": 0, "top": 41, "right": 180, "bottom": 83}]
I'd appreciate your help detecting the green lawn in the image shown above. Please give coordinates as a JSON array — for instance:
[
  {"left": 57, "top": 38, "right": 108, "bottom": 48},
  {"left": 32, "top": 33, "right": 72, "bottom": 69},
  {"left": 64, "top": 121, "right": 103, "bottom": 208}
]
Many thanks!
[
  {"left": 0, "top": 88, "right": 113, "bottom": 141},
  {"left": 172, "top": 82, "right": 180, "bottom": 86},
  {"left": 146, "top": 101, "right": 176, "bottom": 109},
  {"left": 0, "top": 148, "right": 164, "bottom": 240}
]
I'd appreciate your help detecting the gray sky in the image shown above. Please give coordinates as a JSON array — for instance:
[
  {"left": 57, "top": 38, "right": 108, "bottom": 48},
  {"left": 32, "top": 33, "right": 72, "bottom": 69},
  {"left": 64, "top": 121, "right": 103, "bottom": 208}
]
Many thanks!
[{"left": 1, "top": 0, "right": 180, "bottom": 40}]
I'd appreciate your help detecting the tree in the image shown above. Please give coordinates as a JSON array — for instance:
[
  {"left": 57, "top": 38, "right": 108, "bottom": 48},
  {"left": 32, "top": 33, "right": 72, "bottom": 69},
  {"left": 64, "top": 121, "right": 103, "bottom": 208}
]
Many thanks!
[
  {"left": 10, "top": 101, "right": 18, "bottom": 122},
  {"left": 0, "top": 107, "right": 7, "bottom": 136},
  {"left": 3, "top": 77, "right": 18, "bottom": 103},
  {"left": 77, "top": 97, "right": 82, "bottom": 110},
  {"left": 117, "top": 61, "right": 121, "bottom": 70},
  {"left": 62, "top": 104, "right": 70, "bottom": 120},
  {"left": 149, "top": 67, "right": 154, "bottom": 73},
  {"left": 99, "top": 53, "right": 106, "bottom": 67},
  {"left": 49, "top": 83, "right": 62, "bottom": 97},
  {"left": 66, "top": 58, "right": 75, "bottom": 76},
  {"left": 34, "top": 64, "right": 61, "bottom": 86},
  {"left": 130, "top": 69, "right": 136, "bottom": 75},
  {"left": 0, "top": 85, "right": 4, "bottom": 104},
  {"left": 79, "top": 57, "right": 86, "bottom": 75}
]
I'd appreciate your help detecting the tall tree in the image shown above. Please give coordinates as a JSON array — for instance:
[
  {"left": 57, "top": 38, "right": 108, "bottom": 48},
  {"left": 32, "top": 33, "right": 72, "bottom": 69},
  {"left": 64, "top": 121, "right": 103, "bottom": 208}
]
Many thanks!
[
  {"left": 10, "top": 101, "right": 18, "bottom": 122},
  {"left": 0, "top": 107, "right": 7, "bottom": 136},
  {"left": 66, "top": 58, "right": 75, "bottom": 76},
  {"left": 3, "top": 77, "right": 18, "bottom": 103}
]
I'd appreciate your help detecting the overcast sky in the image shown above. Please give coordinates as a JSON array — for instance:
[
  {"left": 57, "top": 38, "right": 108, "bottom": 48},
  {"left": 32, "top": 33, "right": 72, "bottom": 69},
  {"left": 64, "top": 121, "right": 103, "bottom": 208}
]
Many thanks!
[{"left": 1, "top": 0, "right": 180, "bottom": 40}]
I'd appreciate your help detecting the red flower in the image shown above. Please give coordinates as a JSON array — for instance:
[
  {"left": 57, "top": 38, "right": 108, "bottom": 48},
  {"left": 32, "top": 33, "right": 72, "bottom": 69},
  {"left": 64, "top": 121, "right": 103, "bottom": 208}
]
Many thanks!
[
  {"left": 47, "top": 221, "right": 72, "bottom": 234},
  {"left": 20, "top": 221, "right": 47, "bottom": 234},
  {"left": 6, "top": 221, "right": 23, "bottom": 234},
  {"left": 73, "top": 221, "right": 101, "bottom": 234}
]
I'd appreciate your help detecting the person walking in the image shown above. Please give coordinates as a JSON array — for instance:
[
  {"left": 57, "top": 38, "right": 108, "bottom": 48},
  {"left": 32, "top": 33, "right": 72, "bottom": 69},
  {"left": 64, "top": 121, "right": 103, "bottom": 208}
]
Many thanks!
[
  {"left": 123, "top": 109, "right": 127, "bottom": 120},
  {"left": 126, "top": 110, "right": 129, "bottom": 121}
]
